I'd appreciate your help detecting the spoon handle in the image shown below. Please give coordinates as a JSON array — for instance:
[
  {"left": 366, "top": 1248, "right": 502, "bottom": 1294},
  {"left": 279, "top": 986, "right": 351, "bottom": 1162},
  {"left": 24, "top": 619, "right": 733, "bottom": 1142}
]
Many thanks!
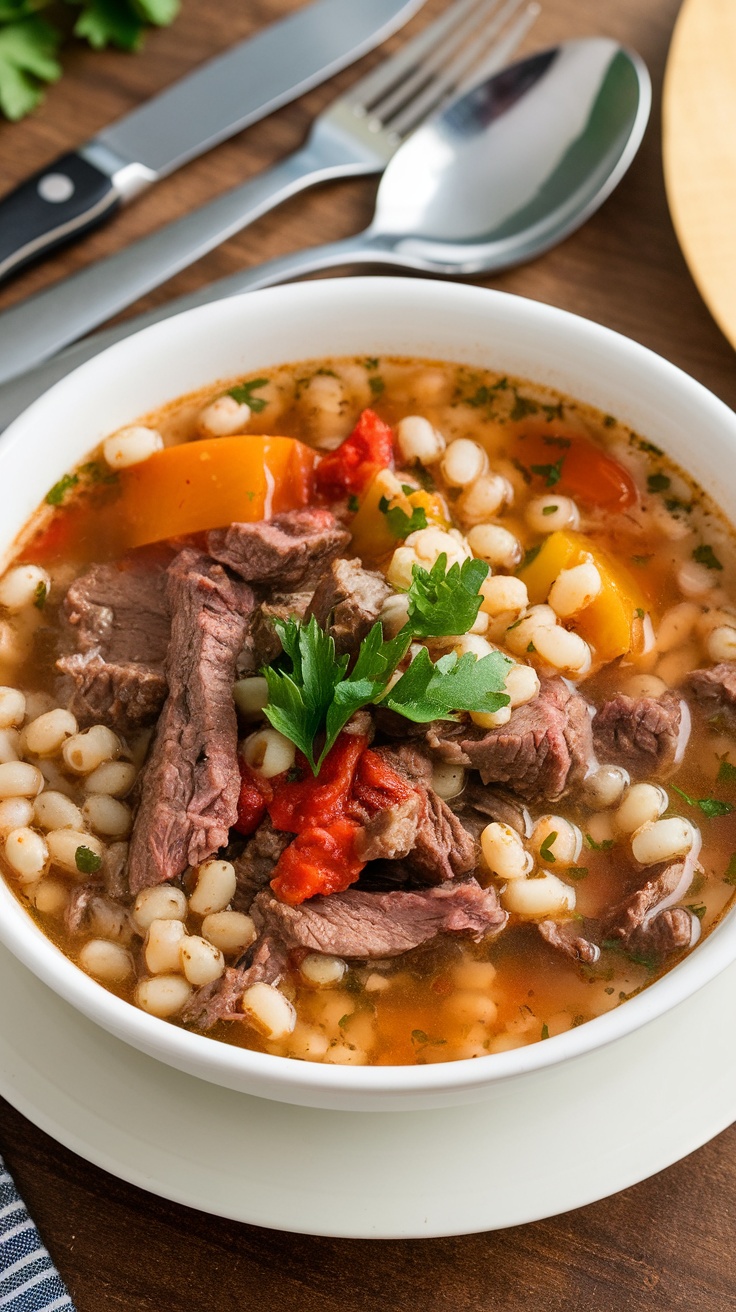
[{"left": 0, "top": 233, "right": 401, "bottom": 434}]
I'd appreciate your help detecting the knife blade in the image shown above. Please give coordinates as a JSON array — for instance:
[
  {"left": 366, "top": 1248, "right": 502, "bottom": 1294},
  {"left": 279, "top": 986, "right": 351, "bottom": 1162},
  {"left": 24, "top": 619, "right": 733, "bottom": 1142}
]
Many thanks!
[{"left": 0, "top": 0, "right": 424, "bottom": 284}]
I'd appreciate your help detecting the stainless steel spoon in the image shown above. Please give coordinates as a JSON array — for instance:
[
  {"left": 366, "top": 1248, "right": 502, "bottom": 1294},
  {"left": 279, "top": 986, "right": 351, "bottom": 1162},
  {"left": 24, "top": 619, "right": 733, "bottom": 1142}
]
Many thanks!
[{"left": 0, "top": 37, "right": 650, "bottom": 432}]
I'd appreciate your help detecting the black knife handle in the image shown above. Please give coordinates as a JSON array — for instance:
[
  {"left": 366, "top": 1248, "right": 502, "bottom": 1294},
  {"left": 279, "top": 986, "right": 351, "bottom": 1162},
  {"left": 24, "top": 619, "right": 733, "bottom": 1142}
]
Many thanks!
[{"left": 0, "top": 152, "right": 121, "bottom": 283}]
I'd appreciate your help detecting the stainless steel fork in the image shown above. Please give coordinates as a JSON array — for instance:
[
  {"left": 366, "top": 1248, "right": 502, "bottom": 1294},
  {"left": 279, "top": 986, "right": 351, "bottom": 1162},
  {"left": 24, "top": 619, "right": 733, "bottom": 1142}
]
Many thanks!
[{"left": 0, "top": 0, "right": 539, "bottom": 386}]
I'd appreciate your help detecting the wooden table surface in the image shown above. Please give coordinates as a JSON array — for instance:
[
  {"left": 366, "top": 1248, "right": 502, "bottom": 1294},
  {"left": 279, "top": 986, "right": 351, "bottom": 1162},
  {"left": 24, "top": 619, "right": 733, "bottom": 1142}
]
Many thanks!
[{"left": 2, "top": 0, "right": 736, "bottom": 1307}]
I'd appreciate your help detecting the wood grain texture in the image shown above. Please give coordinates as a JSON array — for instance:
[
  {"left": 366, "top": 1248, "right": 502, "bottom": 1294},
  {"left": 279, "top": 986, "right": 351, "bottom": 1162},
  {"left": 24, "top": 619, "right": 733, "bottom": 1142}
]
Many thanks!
[
  {"left": 663, "top": 0, "right": 736, "bottom": 349},
  {"left": 2, "top": 0, "right": 736, "bottom": 1307}
]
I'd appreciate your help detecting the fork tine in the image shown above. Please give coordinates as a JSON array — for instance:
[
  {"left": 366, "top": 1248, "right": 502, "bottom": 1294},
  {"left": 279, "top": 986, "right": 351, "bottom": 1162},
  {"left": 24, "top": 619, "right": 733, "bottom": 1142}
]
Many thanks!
[
  {"left": 369, "top": 0, "right": 507, "bottom": 126},
  {"left": 386, "top": 0, "right": 537, "bottom": 138},
  {"left": 344, "top": 0, "right": 495, "bottom": 112}
]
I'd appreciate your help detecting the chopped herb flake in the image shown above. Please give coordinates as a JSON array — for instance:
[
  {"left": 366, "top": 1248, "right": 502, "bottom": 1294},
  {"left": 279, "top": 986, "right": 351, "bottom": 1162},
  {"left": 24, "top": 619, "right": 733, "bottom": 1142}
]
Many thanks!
[
  {"left": 585, "top": 833, "right": 613, "bottom": 852},
  {"left": 347, "top": 494, "right": 360, "bottom": 513},
  {"left": 521, "top": 543, "right": 542, "bottom": 570},
  {"left": 511, "top": 393, "right": 539, "bottom": 421},
  {"left": 671, "top": 783, "right": 734, "bottom": 818},
  {"left": 631, "top": 554, "right": 652, "bottom": 566},
  {"left": 75, "top": 845, "right": 102, "bottom": 874},
  {"left": 567, "top": 866, "right": 589, "bottom": 880},
  {"left": 368, "top": 375, "right": 385, "bottom": 397},
  {"left": 542, "top": 504, "right": 558, "bottom": 516},
  {"left": 45, "top": 472, "right": 78, "bottom": 506},
  {"left": 33, "top": 581, "right": 47, "bottom": 610},
  {"left": 539, "top": 831, "right": 557, "bottom": 863},
  {"left": 227, "top": 377, "right": 270, "bottom": 413},
  {"left": 692, "top": 544, "right": 723, "bottom": 571},
  {"left": 378, "top": 495, "right": 428, "bottom": 539},
  {"left": 647, "top": 472, "right": 671, "bottom": 494},
  {"left": 526, "top": 640, "right": 536, "bottom": 654},
  {"left": 541, "top": 1023, "right": 549, "bottom": 1040},
  {"left": 724, "top": 853, "right": 736, "bottom": 886},
  {"left": 530, "top": 457, "right": 564, "bottom": 488},
  {"left": 687, "top": 903, "right": 707, "bottom": 921},
  {"left": 635, "top": 607, "right": 645, "bottom": 619}
]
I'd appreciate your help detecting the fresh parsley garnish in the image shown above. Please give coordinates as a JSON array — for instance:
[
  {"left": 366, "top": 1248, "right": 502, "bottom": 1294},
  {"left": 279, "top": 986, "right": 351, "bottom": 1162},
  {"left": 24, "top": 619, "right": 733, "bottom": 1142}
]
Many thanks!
[
  {"left": 510, "top": 393, "right": 539, "bottom": 421},
  {"left": 540, "top": 1023, "right": 549, "bottom": 1040},
  {"left": 45, "top": 472, "right": 78, "bottom": 506},
  {"left": 33, "top": 581, "right": 47, "bottom": 610},
  {"left": 567, "top": 866, "right": 589, "bottom": 880},
  {"left": 227, "top": 377, "right": 270, "bottom": 413},
  {"left": 635, "top": 607, "right": 645, "bottom": 619},
  {"left": 539, "top": 831, "right": 557, "bottom": 863},
  {"left": 347, "top": 494, "right": 360, "bottom": 513},
  {"left": 405, "top": 554, "right": 489, "bottom": 638},
  {"left": 671, "top": 783, "right": 734, "bottom": 818},
  {"left": 262, "top": 557, "right": 510, "bottom": 774},
  {"left": 530, "top": 458, "right": 564, "bottom": 488},
  {"left": 687, "top": 903, "right": 707, "bottom": 921},
  {"left": 411, "top": 1029, "right": 447, "bottom": 1047},
  {"left": 368, "top": 375, "right": 385, "bottom": 397},
  {"left": 692, "top": 544, "right": 723, "bottom": 571},
  {"left": 724, "top": 853, "right": 736, "bottom": 886},
  {"left": 377, "top": 495, "right": 428, "bottom": 539},
  {"left": 647, "top": 472, "right": 671, "bottom": 494},
  {"left": 75, "top": 845, "right": 102, "bottom": 875},
  {"left": 542, "top": 504, "right": 558, "bottom": 516}
]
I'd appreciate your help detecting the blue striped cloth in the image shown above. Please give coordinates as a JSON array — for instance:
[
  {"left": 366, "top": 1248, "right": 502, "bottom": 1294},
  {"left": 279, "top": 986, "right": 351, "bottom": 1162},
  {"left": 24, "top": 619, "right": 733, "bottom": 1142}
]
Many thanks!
[{"left": 0, "top": 1157, "right": 75, "bottom": 1312}]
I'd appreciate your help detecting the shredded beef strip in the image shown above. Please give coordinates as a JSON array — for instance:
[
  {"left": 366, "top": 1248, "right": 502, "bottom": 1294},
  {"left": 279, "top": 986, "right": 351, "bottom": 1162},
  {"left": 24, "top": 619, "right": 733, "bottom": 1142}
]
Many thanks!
[
  {"left": 127, "top": 549, "right": 255, "bottom": 894},
  {"left": 604, "top": 859, "right": 699, "bottom": 958},
  {"left": 232, "top": 820, "right": 292, "bottom": 913},
  {"left": 593, "top": 691, "right": 688, "bottom": 777},
  {"left": 372, "top": 743, "right": 476, "bottom": 883},
  {"left": 451, "top": 780, "right": 530, "bottom": 840},
  {"left": 538, "top": 918, "right": 600, "bottom": 966},
  {"left": 57, "top": 557, "right": 170, "bottom": 732},
  {"left": 687, "top": 662, "right": 736, "bottom": 722},
  {"left": 183, "top": 936, "right": 288, "bottom": 1029},
  {"left": 306, "top": 557, "right": 391, "bottom": 656},
  {"left": 251, "top": 879, "right": 505, "bottom": 958},
  {"left": 207, "top": 509, "right": 350, "bottom": 588},
  {"left": 426, "top": 677, "right": 594, "bottom": 804}
]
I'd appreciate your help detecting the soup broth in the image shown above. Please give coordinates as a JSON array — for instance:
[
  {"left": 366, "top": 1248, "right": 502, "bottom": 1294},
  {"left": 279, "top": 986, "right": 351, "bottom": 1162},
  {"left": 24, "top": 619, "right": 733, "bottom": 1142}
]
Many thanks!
[{"left": 2, "top": 355, "right": 735, "bottom": 1066}]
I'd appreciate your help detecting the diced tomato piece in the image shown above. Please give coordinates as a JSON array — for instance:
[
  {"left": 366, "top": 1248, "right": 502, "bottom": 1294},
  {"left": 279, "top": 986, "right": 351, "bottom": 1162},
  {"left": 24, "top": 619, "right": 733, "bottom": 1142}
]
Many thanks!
[
  {"left": 315, "top": 409, "right": 395, "bottom": 498},
  {"left": 513, "top": 425, "right": 638, "bottom": 511},
  {"left": 234, "top": 759, "right": 274, "bottom": 836},
  {"left": 351, "top": 747, "right": 414, "bottom": 817},
  {"left": 268, "top": 733, "right": 367, "bottom": 833},
  {"left": 270, "top": 818, "right": 364, "bottom": 905}
]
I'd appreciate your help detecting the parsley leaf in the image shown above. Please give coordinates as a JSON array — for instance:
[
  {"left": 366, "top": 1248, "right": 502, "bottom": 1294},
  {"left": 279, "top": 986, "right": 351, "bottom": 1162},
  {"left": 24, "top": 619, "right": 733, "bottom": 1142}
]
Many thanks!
[
  {"left": 724, "top": 854, "right": 736, "bottom": 886},
  {"left": 404, "top": 554, "right": 489, "bottom": 639},
  {"left": 378, "top": 495, "right": 428, "bottom": 540},
  {"left": 33, "top": 580, "right": 47, "bottom": 610},
  {"left": 686, "top": 903, "right": 707, "bottom": 921},
  {"left": 75, "top": 844, "right": 102, "bottom": 875},
  {"left": 542, "top": 503, "right": 558, "bottom": 516},
  {"left": 263, "top": 616, "right": 350, "bottom": 774},
  {"left": 347, "top": 494, "right": 360, "bottom": 513},
  {"left": 384, "top": 646, "right": 511, "bottom": 724},
  {"left": 324, "top": 623, "right": 410, "bottom": 756},
  {"left": 692, "top": 543, "right": 723, "bottom": 571},
  {"left": 585, "top": 833, "right": 613, "bottom": 852},
  {"left": 368, "top": 375, "right": 385, "bottom": 397},
  {"left": 521, "top": 544, "right": 541, "bottom": 569},
  {"left": 541, "top": 1023, "right": 549, "bottom": 1040},
  {"left": 0, "top": 15, "right": 60, "bottom": 121},
  {"left": 671, "top": 783, "right": 734, "bottom": 818},
  {"left": 530, "top": 457, "right": 564, "bottom": 487},
  {"left": 227, "top": 377, "right": 270, "bottom": 413}
]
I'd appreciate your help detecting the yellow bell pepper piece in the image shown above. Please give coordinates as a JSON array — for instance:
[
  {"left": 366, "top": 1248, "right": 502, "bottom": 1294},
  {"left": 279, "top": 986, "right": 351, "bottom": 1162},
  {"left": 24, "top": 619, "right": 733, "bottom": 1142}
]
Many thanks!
[
  {"left": 116, "top": 435, "right": 317, "bottom": 549},
  {"left": 349, "top": 472, "right": 449, "bottom": 564},
  {"left": 518, "top": 530, "right": 648, "bottom": 664}
]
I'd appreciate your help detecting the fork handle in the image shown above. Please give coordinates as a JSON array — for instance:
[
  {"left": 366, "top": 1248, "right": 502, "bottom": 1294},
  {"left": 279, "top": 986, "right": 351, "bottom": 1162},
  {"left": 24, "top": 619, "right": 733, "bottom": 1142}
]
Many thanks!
[{"left": 0, "top": 144, "right": 377, "bottom": 389}]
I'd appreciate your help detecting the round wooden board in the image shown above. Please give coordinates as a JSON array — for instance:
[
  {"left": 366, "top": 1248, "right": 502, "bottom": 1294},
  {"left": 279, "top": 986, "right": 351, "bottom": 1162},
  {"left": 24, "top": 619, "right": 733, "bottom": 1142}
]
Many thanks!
[{"left": 663, "top": 0, "right": 736, "bottom": 349}]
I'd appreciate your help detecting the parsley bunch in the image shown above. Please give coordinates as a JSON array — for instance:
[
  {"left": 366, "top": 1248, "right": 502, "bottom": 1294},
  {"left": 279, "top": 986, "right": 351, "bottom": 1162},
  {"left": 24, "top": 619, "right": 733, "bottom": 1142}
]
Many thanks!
[
  {"left": 0, "top": 0, "right": 179, "bottom": 121},
  {"left": 263, "top": 554, "right": 512, "bottom": 774}
]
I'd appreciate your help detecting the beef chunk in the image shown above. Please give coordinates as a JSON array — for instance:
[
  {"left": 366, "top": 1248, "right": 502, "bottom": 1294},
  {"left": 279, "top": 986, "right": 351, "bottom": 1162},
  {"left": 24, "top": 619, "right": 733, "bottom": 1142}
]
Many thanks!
[
  {"left": 100, "top": 841, "right": 130, "bottom": 900},
  {"left": 306, "top": 557, "right": 391, "bottom": 655},
  {"left": 237, "top": 591, "right": 312, "bottom": 677},
  {"left": 604, "top": 859, "right": 699, "bottom": 959},
  {"left": 232, "top": 820, "right": 291, "bottom": 912},
  {"left": 65, "top": 885, "right": 133, "bottom": 943},
  {"left": 183, "top": 935, "right": 288, "bottom": 1029},
  {"left": 207, "top": 509, "right": 349, "bottom": 588},
  {"left": 427, "top": 677, "right": 593, "bottom": 804},
  {"left": 354, "top": 796, "right": 421, "bottom": 863},
  {"left": 593, "top": 691, "right": 688, "bottom": 777},
  {"left": 452, "top": 780, "right": 529, "bottom": 841},
  {"left": 127, "top": 549, "right": 255, "bottom": 893},
  {"left": 538, "top": 918, "right": 600, "bottom": 965},
  {"left": 688, "top": 662, "right": 736, "bottom": 721},
  {"left": 57, "top": 558, "right": 170, "bottom": 732},
  {"left": 373, "top": 744, "right": 476, "bottom": 883},
  {"left": 249, "top": 879, "right": 505, "bottom": 959}
]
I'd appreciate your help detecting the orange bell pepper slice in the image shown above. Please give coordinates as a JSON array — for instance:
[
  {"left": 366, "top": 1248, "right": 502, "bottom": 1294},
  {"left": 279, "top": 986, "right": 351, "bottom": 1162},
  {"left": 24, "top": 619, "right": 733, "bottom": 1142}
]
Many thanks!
[{"left": 116, "top": 435, "right": 316, "bottom": 549}]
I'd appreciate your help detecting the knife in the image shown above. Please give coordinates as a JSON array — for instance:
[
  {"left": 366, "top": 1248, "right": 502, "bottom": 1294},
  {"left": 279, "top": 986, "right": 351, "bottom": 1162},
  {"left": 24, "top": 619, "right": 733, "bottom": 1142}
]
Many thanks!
[{"left": 0, "top": 0, "right": 425, "bottom": 284}]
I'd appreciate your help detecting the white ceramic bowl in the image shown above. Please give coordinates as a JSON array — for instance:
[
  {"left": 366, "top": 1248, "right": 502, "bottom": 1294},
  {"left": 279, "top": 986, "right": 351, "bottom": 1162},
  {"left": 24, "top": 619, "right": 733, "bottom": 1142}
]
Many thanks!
[{"left": 1, "top": 276, "right": 735, "bottom": 1112}]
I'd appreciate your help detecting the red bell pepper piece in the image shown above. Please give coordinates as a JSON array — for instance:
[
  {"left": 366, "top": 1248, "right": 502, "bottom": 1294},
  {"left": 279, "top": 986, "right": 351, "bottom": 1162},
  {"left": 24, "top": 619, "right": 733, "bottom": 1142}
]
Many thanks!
[
  {"left": 315, "top": 409, "right": 395, "bottom": 499},
  {"left": 514, "top": 425, "right": 638, "bottom": 511},
  {"left": 234, "top": 759, "right": 274, "bottom": 836}
]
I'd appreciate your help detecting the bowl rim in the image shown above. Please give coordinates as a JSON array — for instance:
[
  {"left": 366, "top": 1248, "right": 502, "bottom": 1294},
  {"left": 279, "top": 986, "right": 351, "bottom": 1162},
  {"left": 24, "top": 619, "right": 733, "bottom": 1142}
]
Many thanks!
[{"left": 1, "top": 273, "right": 735, "bottom": 1104}]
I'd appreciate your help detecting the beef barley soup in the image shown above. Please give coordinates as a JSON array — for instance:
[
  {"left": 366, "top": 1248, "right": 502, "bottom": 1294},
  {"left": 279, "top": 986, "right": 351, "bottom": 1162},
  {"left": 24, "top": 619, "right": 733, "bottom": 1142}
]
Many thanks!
[{"left": 1, "top": 355, "right": 735, "bottom": 1066}]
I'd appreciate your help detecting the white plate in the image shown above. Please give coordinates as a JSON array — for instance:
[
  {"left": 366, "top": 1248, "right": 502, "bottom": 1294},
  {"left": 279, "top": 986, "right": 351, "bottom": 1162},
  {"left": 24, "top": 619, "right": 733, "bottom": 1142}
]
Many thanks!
[{"left": 1, "top": 941, "right": 734, "bottom": 1238}]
